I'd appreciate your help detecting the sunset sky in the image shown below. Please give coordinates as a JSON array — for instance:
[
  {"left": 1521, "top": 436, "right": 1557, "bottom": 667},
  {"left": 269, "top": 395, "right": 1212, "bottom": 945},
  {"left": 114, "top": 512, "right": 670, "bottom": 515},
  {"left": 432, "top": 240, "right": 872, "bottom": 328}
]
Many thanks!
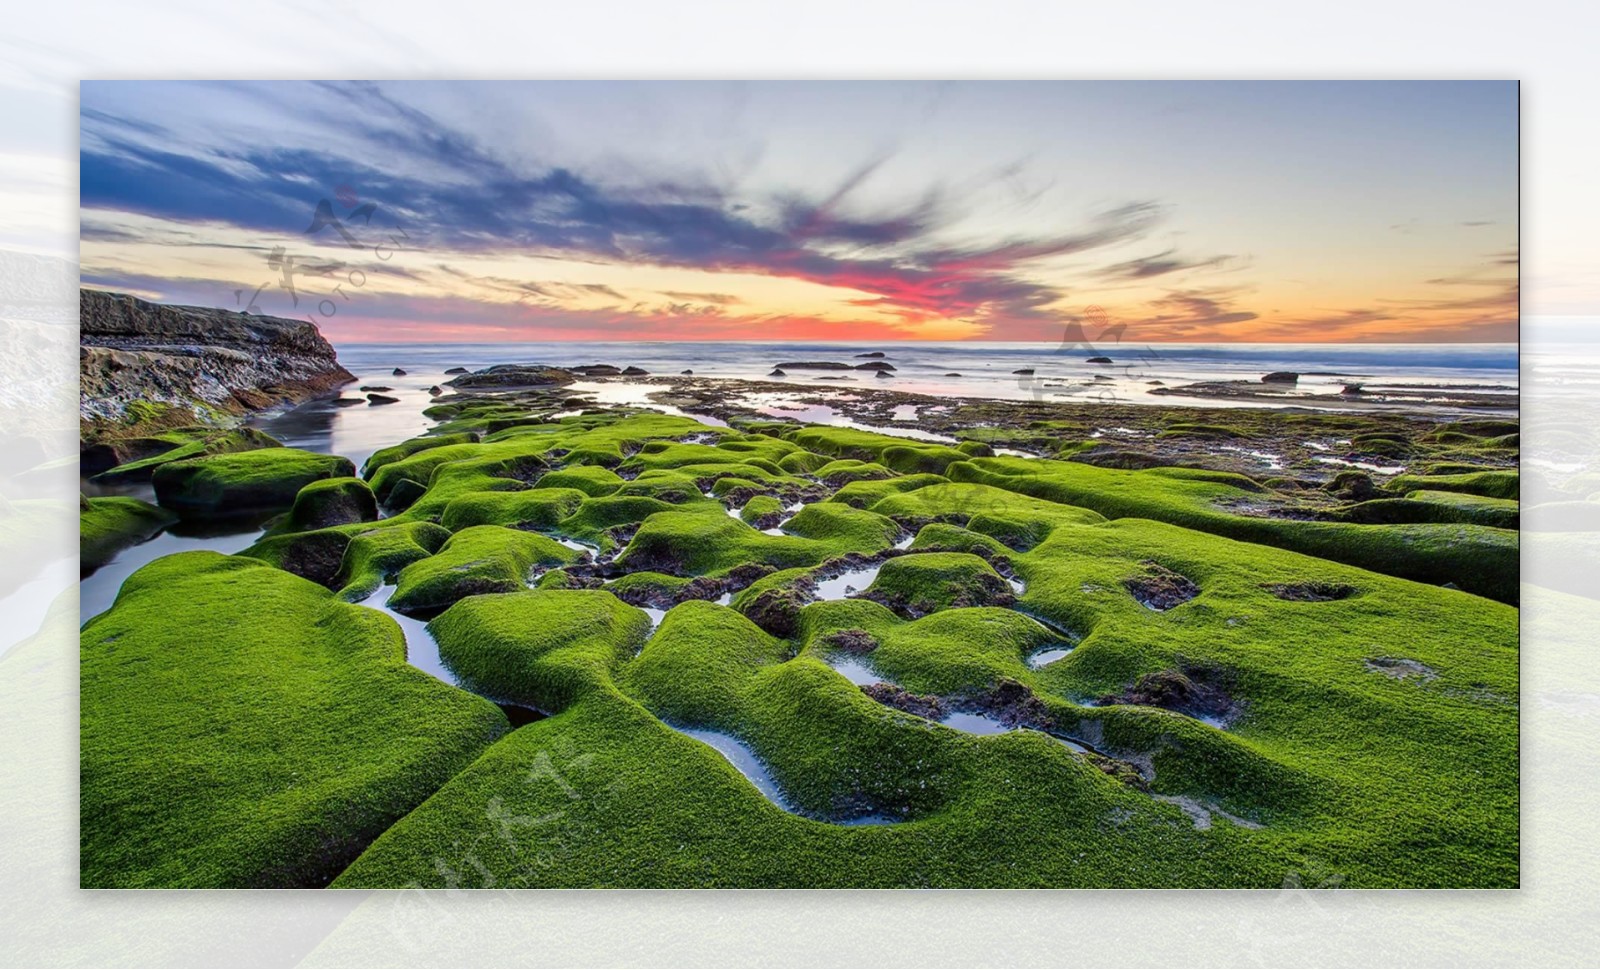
[{"left": 79, "top": 80, "right": 1518, "bottom": 344}]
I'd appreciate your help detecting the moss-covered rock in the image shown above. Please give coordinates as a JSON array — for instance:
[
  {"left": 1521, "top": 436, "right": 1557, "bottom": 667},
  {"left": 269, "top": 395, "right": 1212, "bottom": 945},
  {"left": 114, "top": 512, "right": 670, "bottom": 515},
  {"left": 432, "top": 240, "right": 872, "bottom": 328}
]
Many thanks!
[
  {"left": 80, "top": 496, "right": 176, "bottom": 572},
  {"left": 284, "top": 477, "right": 378, "bottom": 531},
  {"left": 80, "top": 552, "right": 508, "bottom": 888},
  {"left": 862, "top": 552, "right": 1014, "bottom": 617},
  {"left": 389, "top": 525, "right": 584, "bottom": 616},
  {"left": 152, "top": 448, "right": 356, "bottom": 514}
]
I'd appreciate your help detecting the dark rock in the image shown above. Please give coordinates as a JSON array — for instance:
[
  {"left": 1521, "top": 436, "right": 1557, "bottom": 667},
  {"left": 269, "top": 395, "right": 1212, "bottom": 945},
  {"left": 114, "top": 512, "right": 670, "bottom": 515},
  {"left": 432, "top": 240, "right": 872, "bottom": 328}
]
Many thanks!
[
  {"left": 446, "top": 364, "right": 574, "bottom": 389},
  {"left": 1261, "top": 371, "right": 1300, "bottom": 384},
  {"left": 1122, "top": 560, "right": 1199, "bottom": 611},
  {"left": 428, "top": 385, "right": 444, "bottom": 396},
  {"left": 332, "top": 397, "right": 366, "bottom": 407},
  {"left": 861, "top": 683, "right": 944, "bottom": 720},
  {"left": 392, "top": 368, "right": 407, "bottom": 376},
  {"left": 366, "top": 393, "right": 400, "bottom": 406},
  {"left": 444, "top": 367, "right": 469, "bottom": 375},
  {"left": 570, "top": 364, "right": 621, "bottom": 377},
  {"left": 776, "top": 361, "right": 853, "bottom": 370},
  {"left": 681, "top": 369, "right": 693, "bottom": 375},
  {"left": 820, "top": 628, "right": 878, "bottom": 655},
  {"left": 621, "top": 366, "right": 649, "bottom": 376},
  {"left": 854, "top": 352, "right": 887, "bottom": 358},
  {"left": 874, "top": 370, "right": 892, "bottom": 379},
  {"left": 1099, "top": 663, "right": 1240, "bottom": 725},
  {"left": 1086, "top": 356, "right": 1113, "bottom": 364},
  {"left": 944, "top": 372, "right": 962, "bottom": 377},
  {"left": 358, "top": 385, "right": 392, "bottom": 392},
  {"left": 768, "top": 368, "right": 787, "bottom": 377},
  {"left": 79, "top": 289, "right": 354, "bottom": 438},
  {"left": 1012, "top": 368, "right": 1035, "bottom": 375},
  {"left": 854, "top": 361, "right": 896, "bottom": 371}
]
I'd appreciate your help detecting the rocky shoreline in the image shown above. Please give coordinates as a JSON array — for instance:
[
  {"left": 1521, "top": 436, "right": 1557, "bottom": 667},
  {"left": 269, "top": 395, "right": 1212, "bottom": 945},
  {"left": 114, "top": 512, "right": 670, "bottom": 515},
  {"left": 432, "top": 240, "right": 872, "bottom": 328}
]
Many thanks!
[{"left": 79, "top": 289, "right": 354, "bottom": 441}]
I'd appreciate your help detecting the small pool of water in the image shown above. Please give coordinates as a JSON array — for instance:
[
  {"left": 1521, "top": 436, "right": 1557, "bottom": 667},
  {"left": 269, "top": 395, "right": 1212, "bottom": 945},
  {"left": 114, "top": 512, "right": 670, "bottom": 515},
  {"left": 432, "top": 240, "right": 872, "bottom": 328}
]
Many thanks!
[
  {"left": 1025, "top": 646, "right": 1074, "bottom": 669},
  {"left": 812, "top": 565, "right": 882, "bottom": 600},
  {"left": 1315, "top": 456, "right": 1405, "bottom": 475},
  {"left": 939, "top": 711, "right": 1018, "bottom": 735},
  {"left": 360, "top": 585, "right": 458, "bottom": 686},
  {"left": 673, "top": 725, "right": 896, "bottom": 826},
  {"left": 823, "top": 653, "right": 882, "bottom": 686}
]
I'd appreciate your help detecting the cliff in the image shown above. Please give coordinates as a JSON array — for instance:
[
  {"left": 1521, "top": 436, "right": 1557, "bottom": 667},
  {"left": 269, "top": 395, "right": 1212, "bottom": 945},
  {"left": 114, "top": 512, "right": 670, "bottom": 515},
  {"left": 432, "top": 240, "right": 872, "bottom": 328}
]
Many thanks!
[{"left": 80, "top": 289, "right": 353, "bottom": 439}]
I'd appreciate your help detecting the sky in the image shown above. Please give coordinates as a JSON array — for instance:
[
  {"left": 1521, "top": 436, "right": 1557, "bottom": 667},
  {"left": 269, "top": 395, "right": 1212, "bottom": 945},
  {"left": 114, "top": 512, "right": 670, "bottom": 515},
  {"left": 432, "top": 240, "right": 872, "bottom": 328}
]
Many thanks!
[{"left": 79, "top": 80, "right": 1518, "bottom": 344}]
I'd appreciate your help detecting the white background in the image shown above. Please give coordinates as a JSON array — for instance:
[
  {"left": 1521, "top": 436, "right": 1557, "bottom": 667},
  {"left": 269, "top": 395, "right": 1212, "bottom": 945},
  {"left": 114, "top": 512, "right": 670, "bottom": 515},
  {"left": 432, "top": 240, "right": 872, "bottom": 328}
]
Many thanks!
[{"left": 2, "top": 2, "right": 1596, "bottom": 966}]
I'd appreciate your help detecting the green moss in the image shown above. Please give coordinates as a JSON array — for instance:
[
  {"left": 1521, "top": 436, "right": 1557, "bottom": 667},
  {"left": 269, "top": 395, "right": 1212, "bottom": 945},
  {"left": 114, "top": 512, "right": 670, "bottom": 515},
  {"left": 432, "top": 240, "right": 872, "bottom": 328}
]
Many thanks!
[
  {"left": 89, "top": 427, "right": 282, "bottom": 483},
  {"left": 282, "top": 477, "right": 377, "bottom": 531},
  {"left": 812, "top": 459, "right": 896, "bottom": 484},
  {"left": 863, "top": 552, "right": 1012, "bottom": 616},
  {"left": 949, "top": 458, "right": 1517, "bottom": 602},
  {"left": 80, "top": 496, "right": 176, "bottom": 571},
  {"left": 1388, "top": 470, "right": 1519, "bottom": 501},
  {"left": 80, "top": 552, "right": 507, "bottom": 887},
  {"left": 362, "top": 432, "right": 478, "bottom": 477},
  {"left": 428, "top": 589, "right": 651, "bottom": 710},
  {"left": 829, "top": 474, "right": 949, "bottom": 508},
  {"left": 439, "top": 487, "right": 588, "bottom": 531},
  {"left": 740, "top": 495, "right": 784, "bottom": 525},
  {"left": 389, "top": 525, "right": 583, "bottom": 615},
  {"left": 535, "top": 465, "right": 624, "bottom": 496},
  {"left": 152, "top": 448, "right": 356, "bottom": 515}
]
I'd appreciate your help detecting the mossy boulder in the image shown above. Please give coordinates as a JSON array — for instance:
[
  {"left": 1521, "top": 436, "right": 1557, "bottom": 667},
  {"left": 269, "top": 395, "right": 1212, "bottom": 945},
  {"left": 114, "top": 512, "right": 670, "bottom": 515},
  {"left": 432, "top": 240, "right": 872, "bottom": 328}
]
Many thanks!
[
  {"left": 428, "top": 589, "right": 651, "bottom": 710},
  {"left": 80, "top": 496, "right": 176, "bottom": 572},
  {"left": 86, "top": 426, "right": 281, "bottom": 482},
  {"left": 389, "top": 525, "right": 584, "bottom": 616},
  {"left": 152, "top": 448, "right": 356, "bottom": 514},
  {"left": 862, "top": 552, "right": 1014, "bottom": 617},
  {"left": 284, "top": 477, "right": 378, "bottom": 531},
  {"left": 80, "top": 552, "right": 508, "bottom": 888}
]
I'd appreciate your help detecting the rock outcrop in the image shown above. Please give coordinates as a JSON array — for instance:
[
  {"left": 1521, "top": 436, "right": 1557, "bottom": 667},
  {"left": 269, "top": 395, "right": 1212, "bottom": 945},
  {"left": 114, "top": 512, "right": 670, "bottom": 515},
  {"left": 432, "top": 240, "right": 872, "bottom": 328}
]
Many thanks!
[{"left": 79, "top": 289, "right": 354, "bottom": 439}]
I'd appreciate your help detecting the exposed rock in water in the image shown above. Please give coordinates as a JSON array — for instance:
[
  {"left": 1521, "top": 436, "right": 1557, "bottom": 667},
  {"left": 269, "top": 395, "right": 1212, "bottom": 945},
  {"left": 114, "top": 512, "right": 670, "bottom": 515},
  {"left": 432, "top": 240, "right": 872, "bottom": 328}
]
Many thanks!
[
  {"left": 446, "top": 364, "right": 575, "bottom": 389},
  {"left": 444, "top": 367, "right": 469, "bottom": 375},
  {"left": 1012, "top": 368, "right": 1035, "bottom": 375},
  {"left": 875, "top": 370, "right": 892, "bottom": 379},
  {"left": 392, "top": 367, "right": 407, "bottom": 376},
  {"left": 1262, "top": 371, "right": 1299, "bottom": 384},
  {"left": 79, "top": 289, "right": 354, "bottom": 439},
  {"left": 621, "top": 365, "right": 649, "bottom": 376},
  {"left": 681, "top": 369, "right": 693, "bottom": 375},
  {"left": 775, "top": 361, "right": 853, "bottom": 370},
  {"left": 1086, "top": 356, "right": 1113, "bottom": 364},
  {"left": 855, "top": 361, "right": 896, "bottom": 371},
  {"left": 367, "top": 393, "right": 400, "bottom": 406},
  {"left": 944, "top": 372, "right": 962, "bottom": 377},
  {"left": 358, "top": 385, "right": 392, "bottom": 392},
  {"left": 768, "top": 368, "right": 787, "bottom": 377},
  {"left": 854, "top": 351, "right": 887, "bottom": 358},
  {"left": 429, "top": 385, "right": 444, "bottom": 396}
]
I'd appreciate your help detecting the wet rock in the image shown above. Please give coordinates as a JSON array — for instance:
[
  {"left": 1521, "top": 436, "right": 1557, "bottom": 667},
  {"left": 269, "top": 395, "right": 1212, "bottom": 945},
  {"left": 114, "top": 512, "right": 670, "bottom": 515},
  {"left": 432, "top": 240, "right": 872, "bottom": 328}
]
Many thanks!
[
  {"left": 622, "top": 366, "right": 649, "bottom": 376},
  {"left": 358, "top": 385, "right": 392, "bottom": 392},
  {"left": 775, "top": 361, "right": 853, "bottom": 370},
  {"left": 1324, "top": 470, "right": 1383, "bottom": 501},
  {"left": 768, "top": 368, "right": 787, "bottom": 377},
  {"left": 444, "top": 367, "right": 469, "bottom": 374},
  {"left": 854, "top": 361, "right": 896, "bottom": 371},
  {"left": 366, "top": 393, "right": 400, "bottom": 406},
  {"left": 854, "top": 352, "right": 887, "bottom": 358},
  {"left": 1012, "top": 368, "right": 1035, "bottom": 375},
  {"left": 333, "top": 397, "right": 366, "bottom": 407},
  {"left": 1086, "top": 356, "right": 1113, "bottom": 364},
  {"left": 1261, "top": 371, "right": 1300, "bottom": 384},
  {"left": 429, "top": 385, "right": 444, "bottom": 396},
  {"left": 820, "top": 628, "right": 878, "bottom": 655},
  {"left": 1100, "top": 662, "right": 1239, "bottom": 724},
  {"left": 1122, "top": 560, "right": 1199, "bottom": 610},
  {"left": 446, "top": 364, "right": 574, "bottom": 389},
  {"left": 1262, "top": 581, "right": 1357, "bottom": 602},
  {"left": 681, "top": 369, "right": 693, "bottom": 375},
  {"left": 862, "top": 683, "right": 945, "bottom": 720},
  {"left": 874, "top": 370, "right": 892, "bottom": 379},
  {"left": 570, "top": 364, "right": 621, "bottom": 377},
  {"left": 944, "top": 372, "right": 962, "bottom": 377},
  {"left": 392, "top": 368, "right": 407, "bottom": 376}
]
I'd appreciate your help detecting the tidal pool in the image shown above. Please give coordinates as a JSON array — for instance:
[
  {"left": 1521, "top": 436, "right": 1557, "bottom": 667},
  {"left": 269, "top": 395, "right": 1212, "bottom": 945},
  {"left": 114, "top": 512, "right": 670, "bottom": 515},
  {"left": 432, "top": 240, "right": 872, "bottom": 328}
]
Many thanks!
[{"left": 812, "top": 565, "right": 882, "bottom": 600}]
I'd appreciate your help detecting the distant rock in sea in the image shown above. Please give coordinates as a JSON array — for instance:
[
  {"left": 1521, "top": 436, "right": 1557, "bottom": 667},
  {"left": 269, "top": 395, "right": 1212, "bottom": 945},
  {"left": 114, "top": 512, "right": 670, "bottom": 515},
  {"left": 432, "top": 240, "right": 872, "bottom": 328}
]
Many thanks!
[
  {"left": 768, "top": 368, "right": 787, "bottom": 377},
  {"left": 1086, "top": 356, "right": 1113, "bottom": 364},
  {"left": 1262, "top": 372, "right": 1300, "bottom": 384},
  {"left": 854, "top": 351, "right": 887, "bottom": 358},
  {"left": 359, "top": 385, "right": 392, "bottom": 392},
  {"left": 622, "top": 365, "right": 649, "bottom": 376},
  {"left": 445, "top": 367, "right": 469, "bottom": 375},
  {"left": 78, "top": 288, "right": 354, "bottom": 440},
  {"left": 447, "top": 364, "right": 574, "bottom": 389},
  {"left": 1012, "top": 368, "right": 1035, "bottom": 375},
  {"left": 681, "top": 369, "right": 693, "bottom": 375},
  {"left": 392, "top": 367, "right": 407, "bottom": 376},
  {"left": 944, "top": 372, "right": 962, "bottom": 377},
  {"left": 367, "top": 393, "right": 400, "bottom": 406},
  {"left": 776, "top": 361, "right": 852, "bottom": 370}
]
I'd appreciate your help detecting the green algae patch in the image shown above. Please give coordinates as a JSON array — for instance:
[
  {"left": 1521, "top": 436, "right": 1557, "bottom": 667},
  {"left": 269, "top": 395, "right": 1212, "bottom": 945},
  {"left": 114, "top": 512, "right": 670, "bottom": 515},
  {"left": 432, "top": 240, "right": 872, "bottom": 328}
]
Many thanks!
[
  {"left": 740, "top": 495, "right": 784, "bottom": 525},
  {"left": 80, "top": 551, "right": 508, "bottom": 888},
  {"left": 862, "top": 552, "right": 1014, "bottom": 617},
  {"left": 428, "top": 589, "right": 651, "bottom": 710},
  {"left": 283, "top": 477, "right": 377, "bottom": 531},
  {"left": 619, "top": 503, "right": 893, "bottom": 577},
  {"left": 152, "top": 448, "right": 356, "bottom": 515},
  {"left": 829, "top": 474, "right": 949, "bottom": 509},
  {"left": 535, "top": 465, "right": 624, "bottom": 496},
  {"left": 949, "top": 457, "right": 1517, "bottom": 602},
  {"left": 1388, "top": 469, "right": 1519, "bottom": 501},
  {"left": 362, "top": 432, "right": 478, "bottom": 477},
  {"left": 439, "top": 487, "right": 588, "bottom": 531},
  {"left": 389, "top": 525, "right": 582, "bottom": 616},
  {"left": 80, "top": 496, "right": 176, "bottom": 572},
  {"left": 86, "top": 426, "right": 282, "bottom": 483}
]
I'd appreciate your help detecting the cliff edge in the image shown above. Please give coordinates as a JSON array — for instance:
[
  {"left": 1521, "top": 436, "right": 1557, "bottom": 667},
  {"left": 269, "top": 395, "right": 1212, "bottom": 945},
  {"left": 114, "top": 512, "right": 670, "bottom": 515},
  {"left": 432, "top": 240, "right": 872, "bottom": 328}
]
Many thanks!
[{"left": 80, "top": 289, "right": 353, "bottom": 440}]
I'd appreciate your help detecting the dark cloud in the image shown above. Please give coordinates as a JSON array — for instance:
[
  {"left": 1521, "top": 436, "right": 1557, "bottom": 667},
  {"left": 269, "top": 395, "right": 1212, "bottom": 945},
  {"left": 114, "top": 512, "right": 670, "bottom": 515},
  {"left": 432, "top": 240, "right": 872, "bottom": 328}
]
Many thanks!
[{"left": 1098, "top": 248, "right": 1236, "bottom": 281}]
